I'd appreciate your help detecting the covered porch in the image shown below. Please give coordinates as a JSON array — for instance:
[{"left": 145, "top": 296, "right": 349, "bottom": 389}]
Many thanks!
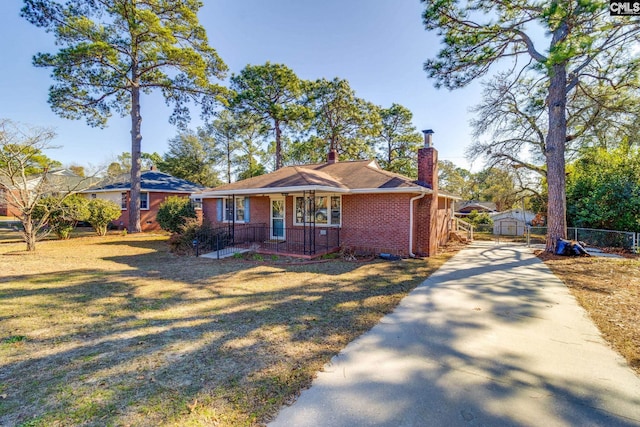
[{"left": 194, "top": 222, "right": 341, "bottom": 259}]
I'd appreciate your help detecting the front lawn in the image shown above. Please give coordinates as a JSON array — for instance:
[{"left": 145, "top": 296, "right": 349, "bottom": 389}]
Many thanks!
[{"left": 0, "top": 235, "right": 457, "bottom": 426}]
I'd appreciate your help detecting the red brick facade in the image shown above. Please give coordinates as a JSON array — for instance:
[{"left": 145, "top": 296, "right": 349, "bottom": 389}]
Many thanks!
[
  {"left": 414, "top": 145, "right": 439, "bottom": 256},
  {"left": 115, "top": 192, "right": 192, "bottom": 232},
  {"left": 201, "top": 192, "right": 452, "bottom": 257},
  {"left": 341, "top": 193, "right": 411, "bottom": 255},
  {"left": 198, "top": 143, "right": 454, "bottom": 257},
  {"left": 0, "top": 189, "right": 22, "bottom": 217}
]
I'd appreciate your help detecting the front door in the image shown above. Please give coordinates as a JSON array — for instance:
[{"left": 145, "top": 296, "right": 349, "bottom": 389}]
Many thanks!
[{"left": 271, "top": 198, "right": 285, "bottom": 240}]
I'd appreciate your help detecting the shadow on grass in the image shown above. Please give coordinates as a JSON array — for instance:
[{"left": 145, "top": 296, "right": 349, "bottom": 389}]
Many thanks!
[
  {"left": 269, "top": 244, "right": 640, "bottom": 427},
  {"left": 0, "top": 241, "right": 435, "bottom": 426},
  {"left": 5, "top": 242, "right": 633, "bottom": 426}
]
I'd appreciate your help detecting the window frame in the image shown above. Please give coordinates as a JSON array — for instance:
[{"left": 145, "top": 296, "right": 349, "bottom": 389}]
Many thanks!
[
  {"left": 191, "top": 197, "right": 203, "bottom": 210},
  {"left": 140, "top": 192, "right": 149, "bottom": 211},
  {"left": 121, "top": 192, "right": 149, "bottom": 210},
  {"left": 294, "top": 194, "right": 341, "bottom": 227},
  {"left": 223, "top": 196, "right": 246, "bottom": 223}
]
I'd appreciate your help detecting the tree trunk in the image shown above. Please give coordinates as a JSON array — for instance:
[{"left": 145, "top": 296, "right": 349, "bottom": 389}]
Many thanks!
[
  {"left": 129, "top": 82, "right": 142, "bottom": 233},
  {"left": 226, "top": 143, "right": 232, "bottom": 184},
  {"left": 545, "top": 61, "right": 568, "bottom": 251},
  {"left": 274, "top": 120, "right": 282, "bottom": 170},
  {"left": 22, "top": 215, "right": 36, "bottom": 252}
]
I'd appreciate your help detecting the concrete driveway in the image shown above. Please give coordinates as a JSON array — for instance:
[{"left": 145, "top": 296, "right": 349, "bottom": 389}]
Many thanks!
[{"left": 270, "top": 242, "right": 640, "bottom": 426}]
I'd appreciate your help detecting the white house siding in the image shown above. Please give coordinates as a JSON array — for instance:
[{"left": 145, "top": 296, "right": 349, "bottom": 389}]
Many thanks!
[{"left": 85, "top": 191, "right": 123, "bottom": 207}]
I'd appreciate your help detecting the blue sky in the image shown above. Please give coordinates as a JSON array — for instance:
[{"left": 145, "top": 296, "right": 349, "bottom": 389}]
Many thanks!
[{"left": 0, "top": 0, "right": 483, "bottom": 172}]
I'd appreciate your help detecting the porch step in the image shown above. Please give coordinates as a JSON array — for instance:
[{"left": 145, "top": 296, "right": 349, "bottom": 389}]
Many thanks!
[
  {"left": 200, "top": 247, "right": 250, "bottom": 259},
  {"left": 450, "top": 231, "right": 469, "bottom": 243}
]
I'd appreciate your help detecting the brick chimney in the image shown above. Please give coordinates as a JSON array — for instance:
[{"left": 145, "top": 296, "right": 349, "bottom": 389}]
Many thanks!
[
  {"left": 414, "top": 129, "right": 439, "bottom": 257},
  {"left": 327, "top": 149, "right": 338, "bottom": 164},
  {"left": 418, "top": 129, "right": 437, "bottom": 192}
]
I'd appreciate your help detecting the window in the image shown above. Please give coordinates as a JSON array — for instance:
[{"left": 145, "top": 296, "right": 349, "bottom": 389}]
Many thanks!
[
  {"left": 294, "top": 195, "right": 341, "bottom": 226},
  {"left": 140, "top": 192, "right": 149, "bottom": 210},
  {"left": 121, "top": 192, "right": 149, "bottom": 210},
  {"left": 222, "top": 197, "right": 248, "bottom": 222},
  {"left": 91, "top": 193, "right": 97, "bottom": 199},
  {"left": 191, "top": 197, "right": 202, "bottom": 210}
]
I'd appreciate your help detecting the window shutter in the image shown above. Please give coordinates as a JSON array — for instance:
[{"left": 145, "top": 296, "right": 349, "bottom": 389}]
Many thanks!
[
  {"left": 244, "top": 197, "right": 250, "bottom": 222},
  {"left": 216, "top": 199, "right": 222, "bottom": 221}
]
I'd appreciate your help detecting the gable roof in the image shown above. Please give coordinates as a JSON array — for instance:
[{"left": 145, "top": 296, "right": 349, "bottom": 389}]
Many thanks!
[
  {"left": 196, "top": 160, "right": 459, "bottom": 199},
  {"left": 86, "top": 170, "right": 204, "bottom": 193},
  {"left": 455, "top": 201, "right": 498, "bottom": 213},
  {"left": 1, "top": 168, "right": 99, "bottom": 192},
  {"left": 491, "top": 209, "right": 536, "bottom": 223}
]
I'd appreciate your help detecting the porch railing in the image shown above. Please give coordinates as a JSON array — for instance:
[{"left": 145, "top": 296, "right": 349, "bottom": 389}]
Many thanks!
[
  {"left": 194, "top": 224, "right": 340, "bottom": 258},
  {"left": 453, "top": 217, "right": 474, "bottom": 241}
]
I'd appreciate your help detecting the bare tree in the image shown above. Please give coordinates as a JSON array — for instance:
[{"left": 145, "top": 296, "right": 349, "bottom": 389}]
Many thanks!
[
  {"left": 422, "top": 0, "right": 640, "bottom": 251},
  {"left": 0, "top": 119, "right": 94, "bottom": 251}
]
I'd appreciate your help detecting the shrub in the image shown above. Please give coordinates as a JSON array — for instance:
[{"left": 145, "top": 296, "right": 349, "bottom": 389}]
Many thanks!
[
  {"left": 157, "top": 196, "right": 196, "bottom": 233},
  {"left": 33, "top": 194, "right": 90, "bottom": 239},
  {"left": 168, "top": 219, "right": 230, "bottom": 255},
  {"left": 466, "top": 210, "right": 493, "bottom": 226},
  {"left": 87, "top": 199, "right": 121, "bottom": 236},
  {"left": 168, "top": 218, "right": 201, "bottom": 255}
]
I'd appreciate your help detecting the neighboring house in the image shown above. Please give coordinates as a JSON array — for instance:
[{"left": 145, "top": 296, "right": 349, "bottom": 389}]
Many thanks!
[
  {"left": 194, "top": 131, "right": 460, "bottom": 257},
  {"left": 0, "top": 169, "right": 94, "bottom": 218},
  {"left": 0, "top": 187, "right": 20, "bottom": 217},
  {"left": 455, "top": 201, "right": 497, "bottom": 216},
  {"left": 84, "top": 169, "right": 204, "bottom": 231},
  {"left": 491, "top": 209, "right": 536, "bottom": 236}
]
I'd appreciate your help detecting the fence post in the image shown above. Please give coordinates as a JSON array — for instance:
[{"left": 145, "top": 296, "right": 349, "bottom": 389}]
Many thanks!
[
  {"left": 325, "top": 229, "right": 329, "bottom": 252},
  {"left": 192, "top": 238, "right": 199, "bottom": 257},
  {"left": 526, "top": 226, "right": 530, "bottom": 247},
  {"left": 216, "top": 234, "right": 220, "bottom": 260}
]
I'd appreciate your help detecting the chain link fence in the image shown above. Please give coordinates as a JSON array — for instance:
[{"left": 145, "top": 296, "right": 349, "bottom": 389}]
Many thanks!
[{"left": 469, "top": 223, "right": 638, "bottom": 252}]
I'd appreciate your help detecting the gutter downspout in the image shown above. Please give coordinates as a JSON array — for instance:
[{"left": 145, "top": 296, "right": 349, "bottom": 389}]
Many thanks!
[{"left": 409, "top": 192, "right": 427, "bottom": 258}]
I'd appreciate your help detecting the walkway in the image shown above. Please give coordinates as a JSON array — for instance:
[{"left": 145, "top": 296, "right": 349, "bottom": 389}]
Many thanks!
[{"left": 269, "top": 242, "right": 640, "bottom": 426}]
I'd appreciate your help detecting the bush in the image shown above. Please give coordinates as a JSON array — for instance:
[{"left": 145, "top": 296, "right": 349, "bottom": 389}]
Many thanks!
[
  {"left": 168, "top": 220, "right": 230, "bottom": 255},
  {"left": 467, "top": 210, "right": 493, "bottom": 226},
  {"left": 87, "top": 199, "right": 121, "bottom": 236},
  {"left": 33, "top": 194, "right": 90, "bottom": 239},
  {"left": 157, "top": 196, "right": 196, "bottom": 233}
]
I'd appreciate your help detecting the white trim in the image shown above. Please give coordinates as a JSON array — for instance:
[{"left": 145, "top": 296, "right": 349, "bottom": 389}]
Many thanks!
[
  {"left": 195, "top": 185, "right": 349, "bottom": 198},
  {"left": 270, "top": 197, "right": 286, "bottom": 240},
  {"left": 222, "top": 196, "right": 247, "bottom": 223},
  {"left": 140, "top": 192, "right": 150, "bottom": 211},
  {"left": 348, "top": 187, "right": 431, "bottom": 195},
  {"left": 409, "top": 193, "right": 426, "bottom": 258},
  {"left": 85, "top": 188, "right": 197, "bottom": 194},
  {"left": 293, "top": 194, "right": 342, "bottom": 227},
  {"left": 194, "top": 185, "right": 461, "bottom": 201}
]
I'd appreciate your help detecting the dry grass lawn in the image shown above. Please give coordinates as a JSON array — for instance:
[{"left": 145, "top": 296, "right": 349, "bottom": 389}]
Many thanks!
[
  {"left": 0, "top": 234, "right": 459, "bottom": 426},
  {"left": 537, "top": 252, "right": 640, "bottom": 376}
]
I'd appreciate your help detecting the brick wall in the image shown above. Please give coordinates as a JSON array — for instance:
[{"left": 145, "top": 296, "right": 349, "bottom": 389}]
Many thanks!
[
  {"left": 115, "top": 191, "right": 192, "bottom": 231},
  {"left": 200, "top": 192, "right": 453, "bottom": 257},
  {"left": 341, "top": 193, "right": 412, "bottom": 256},
  {"left": 202, "top": 195, "right": 271, "bottom": 227},
  {"left": 0, "top": 189, "right": 22, "bottom": 217},
  {"left": 417, "top": 146, "right": 438, "bottom": 192}
]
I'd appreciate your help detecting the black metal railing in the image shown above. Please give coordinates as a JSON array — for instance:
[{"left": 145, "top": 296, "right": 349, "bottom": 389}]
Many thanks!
[{"left": 193, "top": 223, "right": 340, "bottom": 258}]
